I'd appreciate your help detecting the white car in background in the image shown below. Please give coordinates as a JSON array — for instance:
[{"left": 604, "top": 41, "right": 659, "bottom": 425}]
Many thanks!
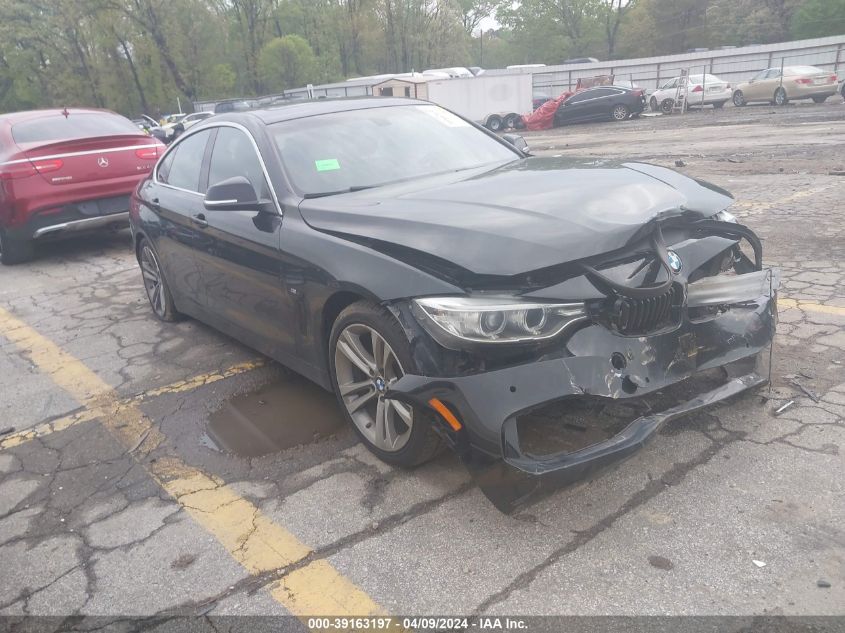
[
  {"left": 650, "top": 74, "right": 732, "bottom": 113},
  {"left": 165, "top": 111, "right": 214, "bottom": 141}
]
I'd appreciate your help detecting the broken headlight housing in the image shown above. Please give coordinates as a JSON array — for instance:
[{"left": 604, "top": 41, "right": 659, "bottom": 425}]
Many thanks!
[
  {"left": 411, "top": 296, "right": 587, "bottom": 348},
  {"left": 714, "top": 209, "right": 738, "bottom": 223}
]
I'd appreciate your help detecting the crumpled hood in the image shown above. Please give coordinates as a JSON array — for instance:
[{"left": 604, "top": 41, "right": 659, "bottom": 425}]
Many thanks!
[{"left": 299, "top": 157, "right": 733, "bottom": 276}]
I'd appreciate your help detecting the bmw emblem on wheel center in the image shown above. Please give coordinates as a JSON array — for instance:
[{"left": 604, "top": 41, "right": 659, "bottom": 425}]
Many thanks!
[{"left": 666, "top": 250, "right": 682, "bottom": 273}]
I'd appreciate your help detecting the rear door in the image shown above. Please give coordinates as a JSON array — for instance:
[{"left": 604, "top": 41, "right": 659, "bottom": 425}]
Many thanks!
[
  {"left": 580, "top": 88, "right": 616, "bottom": 120},
  {"left": 197, "top": 124, "right": 297, "bottom": 361},
  {"left": 149, "top": 128, "right": 215, "bottom": 313}
]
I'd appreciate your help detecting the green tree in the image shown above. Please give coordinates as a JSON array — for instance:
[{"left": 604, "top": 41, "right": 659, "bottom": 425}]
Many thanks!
[
  {"left": 791, "top": 0, "right": 845, "bottom": 38},
  {"left": 258, "top": 35, "right": 318, "bottom": 92}
]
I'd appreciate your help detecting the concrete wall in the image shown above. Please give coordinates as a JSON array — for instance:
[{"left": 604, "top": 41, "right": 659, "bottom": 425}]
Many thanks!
[
  {"left": 485, "top": 35, "right": 845, "bottom": 98},
  {"left": 194, "top": 35, "right": 845, "bottom": 110}
]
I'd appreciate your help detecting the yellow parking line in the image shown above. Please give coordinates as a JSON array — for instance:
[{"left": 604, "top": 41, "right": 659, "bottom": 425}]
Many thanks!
[
  {"left": 0, "top": 306, "right": 386, "bottom": 619},
  {"left": 0, "top": 358, "right": 265, "bottom": 451},
  {"left": 133, "top": 359, "right": 266, "bottom": 402},
  {"left": 0, "top": 409, "right": 100, "bottom": 450},
  {"left": 779, "top": 298, "right": 845, "bottom": 317}
]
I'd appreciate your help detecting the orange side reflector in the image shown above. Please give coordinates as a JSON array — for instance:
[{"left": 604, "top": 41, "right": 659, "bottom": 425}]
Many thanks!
[{"left": 428, "top": 398, "right": 462, "bottom": 431}]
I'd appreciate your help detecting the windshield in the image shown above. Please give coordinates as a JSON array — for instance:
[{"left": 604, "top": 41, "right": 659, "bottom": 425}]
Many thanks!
[
  {"left": 270, "top": 104, "right": 519, "bottom": 196},
  {"left": 12, "top": 112, "right": 141, "bottom": 144}
]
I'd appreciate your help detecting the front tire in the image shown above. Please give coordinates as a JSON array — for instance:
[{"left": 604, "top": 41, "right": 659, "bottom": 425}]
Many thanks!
[
  {"left": 0, "top": 229, "right": 35, "bottom": 265},
  {"left": 733, "top": 90, "right": 746, "bottom": 107},
  {"left": 713, "top": 101, "right": 726, "bottom": 109},
  {"left": 138, "top": 239, "right": 180, "bottom": 322},
  {"left": 486, "top": 115, "right": 503, "bottom": 132},
  {"left": 774, "top": 87, "right": 788, "bottom": 106},
  {"left": 503, "top": 113, "right": 519, "bottom": 129},
  {"left": 660, "top": 98, "right": 674, "bottom": 114},
  {"left": 649, "top": 96, "right": 658, "bottom": 111},
  {"left": 329, "top": 301, "right": 440, "bottom": 467},
  {"left": 812, "top": 95, "right": 827, "bottom": 104}
]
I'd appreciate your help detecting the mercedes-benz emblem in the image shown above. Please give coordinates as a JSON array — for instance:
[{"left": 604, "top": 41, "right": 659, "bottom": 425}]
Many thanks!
[
  {"left": 666, "top": 250, "right": 682, "bottom": 274},
  {"left": 97, "top": 156, "right": 109, "bottom": 168}
]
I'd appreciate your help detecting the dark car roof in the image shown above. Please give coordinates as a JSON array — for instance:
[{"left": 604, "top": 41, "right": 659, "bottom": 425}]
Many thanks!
[{"left": 215, "top": 97, "right": 428, "bottom": 126}]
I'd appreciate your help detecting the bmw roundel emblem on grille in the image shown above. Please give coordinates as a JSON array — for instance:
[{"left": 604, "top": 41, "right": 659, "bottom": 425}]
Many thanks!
[{"left": 666, "top": 250, "right": 682, "bottom": 274}]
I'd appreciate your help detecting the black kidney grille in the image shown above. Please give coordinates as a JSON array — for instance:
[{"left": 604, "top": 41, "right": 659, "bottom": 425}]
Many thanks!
[{"left": 611, "top": 286, "right": 677, "bottom": 335}]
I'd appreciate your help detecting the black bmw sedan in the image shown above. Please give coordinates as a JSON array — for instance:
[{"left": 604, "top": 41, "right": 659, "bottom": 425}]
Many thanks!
[
  {"left": 130, "top": 98, "right": 777, "bottom": 512},
  {"left": 553, "top": 85, "right": 647, "bottom": 126}
]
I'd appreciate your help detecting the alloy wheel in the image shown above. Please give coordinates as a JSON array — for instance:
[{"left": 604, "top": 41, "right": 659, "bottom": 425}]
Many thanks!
[
  {"left": 334, "top": 323, "right": 413, "bottom": 452},
  {"left": 140, "top": 244, "right": 167, "bottom": 318},
  {"left": 612, "top": 105, "right": 629, "bottom": 120}
]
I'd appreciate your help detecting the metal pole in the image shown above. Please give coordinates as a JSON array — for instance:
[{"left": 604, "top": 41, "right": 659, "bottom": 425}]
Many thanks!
[{"left": 701, "top": 65, "right": 706, "bottom": 108}]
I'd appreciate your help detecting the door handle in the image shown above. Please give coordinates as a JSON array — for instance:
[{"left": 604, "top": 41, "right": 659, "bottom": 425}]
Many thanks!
[
  {"left": 150, "top": 197, "right": 161, "bottom": 211},
  {"left": 191, "top": 213, "right": 208, "bottom": 228}
]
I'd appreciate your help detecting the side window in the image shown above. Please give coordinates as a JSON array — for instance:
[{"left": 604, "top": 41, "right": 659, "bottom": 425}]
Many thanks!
[
  {"left": 156, "top": 150, "right": 176, "bottom": 184},
  {"left": 766, "top": 68, "right": 782, "bottom": 79},
  {"left": 208, "top": 127, "right": 271, "bottom": 199},
  {"left": 752, "top": 69, "right": 768, "bottom": 81},
  {"left": 662, "top": 78, "right": 677, "bottom": 89},
  {"left": 589, "top": 88, "right": 613, "bottom": 98},
  {"left": 566, "top": 92, "right": 589, "bottom": 105},
  {"left": 164, "top": 130, "right": 212, "bottom": 192}
]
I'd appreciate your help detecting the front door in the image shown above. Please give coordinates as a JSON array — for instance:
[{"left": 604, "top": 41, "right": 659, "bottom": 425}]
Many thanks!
[{"left": 196, "top": 125, "right": 298, "bottom": 362}]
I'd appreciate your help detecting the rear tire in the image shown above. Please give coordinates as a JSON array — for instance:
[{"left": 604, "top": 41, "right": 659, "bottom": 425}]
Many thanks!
[
  {"left": 137, "top": 238, "right": 180, "bottom": 322},
  {"left": 812, "top": 95, "right": 827, "bottom": 104},
  {"left": 329, "top": 301, "right": 441, "bottom": 468},
  {"left": 713, "top": 101, "right": 726, "bottom": 109},
  {"left": 660, "top": 98, "right": 674, "bottom": 114},
  {"left": 0, "top": 229, "right": 35, "bottom": 265},
  {"left": 733, "top": 90, "right": 746, "bottom": 107},
  {"left": 503, "top": 113, "right": 518, "bottom": 129},
  {"left": 774, "top": 87, "right": 788, "bottom": 106}
]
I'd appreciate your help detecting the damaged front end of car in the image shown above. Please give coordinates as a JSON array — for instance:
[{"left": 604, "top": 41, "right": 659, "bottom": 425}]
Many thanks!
[{"left": 385, "top": 215, "right": 778, "bottom": 513}]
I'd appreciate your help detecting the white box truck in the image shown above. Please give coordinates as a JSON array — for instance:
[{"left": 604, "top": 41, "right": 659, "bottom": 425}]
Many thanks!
[{"left": 425, "top": 74, "right": 533, "bottom": 131}]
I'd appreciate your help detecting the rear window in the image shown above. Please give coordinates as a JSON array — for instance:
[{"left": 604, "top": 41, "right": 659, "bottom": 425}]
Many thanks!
[
  {"left": 785, "top": 66, "right": 824, "bottom": 76},
  {"left": 689, "top": 74, "right": 723, "bottom": 84},
  {"left": 11, "top": 113, "right": 140, "bottom": 144}
]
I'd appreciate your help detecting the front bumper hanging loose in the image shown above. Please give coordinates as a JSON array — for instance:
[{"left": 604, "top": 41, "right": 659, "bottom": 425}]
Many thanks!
[{"left": 389, "top": 270, "right": 778, "bottom": 513}]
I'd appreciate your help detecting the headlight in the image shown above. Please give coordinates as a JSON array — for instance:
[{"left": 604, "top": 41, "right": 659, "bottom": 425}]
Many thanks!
[
  {"left": 411, "top": 296, "right": 587, "bottom": 347},
  {"left": 714, "top": 209, "right": 738, "bottom": 223}
]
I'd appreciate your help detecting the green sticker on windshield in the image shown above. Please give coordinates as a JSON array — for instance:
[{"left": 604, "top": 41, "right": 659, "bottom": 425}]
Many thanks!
[{"left": 315, "top": 158, "right": 341, "bottom": 172}]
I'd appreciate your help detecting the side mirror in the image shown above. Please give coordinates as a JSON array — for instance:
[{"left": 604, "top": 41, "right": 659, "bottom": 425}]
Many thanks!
[
  {"left": 502, "top": 133, "right": 530, "bottom": 154},
  {"left": 204, "top": 176, "right": 263, "bottom": 212}
]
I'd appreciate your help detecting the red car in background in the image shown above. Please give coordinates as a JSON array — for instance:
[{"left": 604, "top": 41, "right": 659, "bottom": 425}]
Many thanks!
[{"left": 0, "top": 108, "right": 165, "bottom": 264}]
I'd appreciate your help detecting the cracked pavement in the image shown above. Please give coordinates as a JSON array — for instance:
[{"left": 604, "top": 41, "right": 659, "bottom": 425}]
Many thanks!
[{"left": 1, "top": 101, "right": 843, "bottom": 618}]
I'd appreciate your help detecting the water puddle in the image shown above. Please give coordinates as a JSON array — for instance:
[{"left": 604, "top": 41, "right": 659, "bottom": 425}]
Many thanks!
[{"left": 205, "top": 376, "right": 346, "bottom": 457}]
